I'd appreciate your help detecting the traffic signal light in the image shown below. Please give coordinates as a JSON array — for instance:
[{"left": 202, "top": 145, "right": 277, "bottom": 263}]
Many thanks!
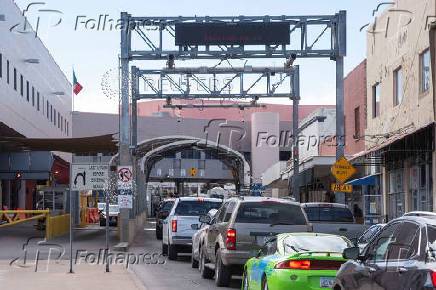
[{"left": 15, "top": 172, "right": 21, "bottom": 179}]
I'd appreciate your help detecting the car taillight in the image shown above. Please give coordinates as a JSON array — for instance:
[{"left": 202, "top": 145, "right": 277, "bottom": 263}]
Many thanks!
[
  {"left": 275, "top": 260, "right": 311, "bottom": 270},
  {"left": 172, "top": 220, "right": 177, "bottom": 232},
  {"left": 225, "top": 229, "right": 236, "bottom": 250},
  {"left": 431, "top": 270, "right": 436, "bottom": 287}
]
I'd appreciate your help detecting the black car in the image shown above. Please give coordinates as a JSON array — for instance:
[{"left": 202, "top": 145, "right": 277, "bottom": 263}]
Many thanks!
[
  {"left": 334, "top": 216, "right": 436, "bottom": 290},
  {"left": 155, "top": 199, "right": 175, "bottom": 239}
]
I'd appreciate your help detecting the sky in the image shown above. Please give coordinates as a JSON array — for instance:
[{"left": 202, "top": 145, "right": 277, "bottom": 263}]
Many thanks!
[{"left": 13, "top": 0, "right": 385, "bottom": 114}]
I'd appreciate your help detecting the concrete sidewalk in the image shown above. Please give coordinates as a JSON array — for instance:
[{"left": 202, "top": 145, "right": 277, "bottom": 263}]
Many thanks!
[{"left": 0, "top": 260, "right": 146, "bottom": 290}]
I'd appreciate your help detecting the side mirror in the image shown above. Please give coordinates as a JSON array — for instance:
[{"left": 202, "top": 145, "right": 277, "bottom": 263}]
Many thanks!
[
  {"left": 349, "top": 237, "right": 358, "bottom": 246},
  {"left": 343, "top": 247, "right": 360, "bottom": 260},
  {"left": 199, "top": 215, "right": 211, "bottom": 224}
]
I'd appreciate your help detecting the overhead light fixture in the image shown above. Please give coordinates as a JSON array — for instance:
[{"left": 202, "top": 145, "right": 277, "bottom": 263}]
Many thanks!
[
  {"left": 166, "top": 54, "right": 175, "bottom": 69},
  {"left": 24, "top": 59, "right": 40, "bottom": 64},
  {"left": 53, "top": 91, "right": 65, "bottom": 96}
]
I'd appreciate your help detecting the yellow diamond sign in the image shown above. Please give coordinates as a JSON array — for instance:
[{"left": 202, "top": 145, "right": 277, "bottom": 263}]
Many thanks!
[
  {"left": 331, "top": 157, "right": 356, "bottom": 184},
  {"left": 189, "top": 168, "right": 197, "bottom": 177}
]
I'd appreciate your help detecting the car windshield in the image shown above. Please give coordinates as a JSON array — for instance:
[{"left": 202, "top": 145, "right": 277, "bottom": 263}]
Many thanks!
[
  {"left": 283, "top": 235, "right": 352, "bottom": 254},
  {"left": 304, "top": 206, "right": 354, "bottom": 222},
  {"left": 109, "top": 205, "right": 119, "bottom": 212},
  {"left": 174, "top": 200, "right": 222, "bottom": 216},
  {"left": 235, "top": 202, "right": 307, "bottom": 225},
  {"left": 162, "top": 201, "right": 174, "bottom": 211},
  {"left": 359, "top": 225, "right": 383, "bottom": 244}
]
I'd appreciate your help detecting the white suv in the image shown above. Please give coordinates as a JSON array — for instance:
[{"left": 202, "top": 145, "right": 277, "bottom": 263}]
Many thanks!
[{"left": 162, "top": 197, "right": 223, "bottom": 260}]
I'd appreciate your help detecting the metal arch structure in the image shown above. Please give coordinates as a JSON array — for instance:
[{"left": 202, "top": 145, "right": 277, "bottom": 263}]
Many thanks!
[
  {"left": 140, "top": 139, "right": 249, "bottom": 188},
  {"left": 119, "top": 11, "right": 347, "bottom": 241},
  {"left": 108, "top": 136, "right": 250, "bottom": 193}
]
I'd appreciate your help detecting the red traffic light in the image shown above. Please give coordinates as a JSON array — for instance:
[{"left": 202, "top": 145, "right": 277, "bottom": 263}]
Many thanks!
[{"left": 15, "top": 172, "right": 21, "bottom": 179}]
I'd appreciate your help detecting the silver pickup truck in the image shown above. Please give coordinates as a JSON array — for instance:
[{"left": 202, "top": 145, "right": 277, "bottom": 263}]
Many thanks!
[{"left": 301, "top": 203, "right": 370, "bottom": 241}]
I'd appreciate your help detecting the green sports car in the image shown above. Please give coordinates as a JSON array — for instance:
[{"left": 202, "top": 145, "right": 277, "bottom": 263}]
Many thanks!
[{"left": 242, "top": 233, "right": 352, "bottom": 290}]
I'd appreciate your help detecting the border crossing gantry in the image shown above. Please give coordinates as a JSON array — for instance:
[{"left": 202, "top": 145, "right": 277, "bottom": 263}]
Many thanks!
[{"left": 119, "top": 11, "right": 346, "bottom": 242}]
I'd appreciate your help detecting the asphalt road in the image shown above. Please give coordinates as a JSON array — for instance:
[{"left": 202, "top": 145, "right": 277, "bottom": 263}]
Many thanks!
[{"left": 130, "top": 219, "right": 242, "bottom": 290}]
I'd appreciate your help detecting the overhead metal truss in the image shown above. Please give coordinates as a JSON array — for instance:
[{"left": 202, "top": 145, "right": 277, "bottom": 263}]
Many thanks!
[
  {"left": 122, "top": 13, "right": 346, "bottom": 60},
  {"left": 119, "top": 11, "right": 347, "bottom": 207},
  {"left": 133, "top": 66, "right": 300, "bottom": 100}
]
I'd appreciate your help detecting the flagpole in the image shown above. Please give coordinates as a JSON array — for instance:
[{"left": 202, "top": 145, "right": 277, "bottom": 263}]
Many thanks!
[{"left": 69, "top": 67, "right": 74, "bottom": 274}]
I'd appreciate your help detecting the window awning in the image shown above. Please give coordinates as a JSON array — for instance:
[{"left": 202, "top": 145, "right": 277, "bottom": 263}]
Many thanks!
[{"left": 345, "top": 174, "right": 377, "bottom": 186}]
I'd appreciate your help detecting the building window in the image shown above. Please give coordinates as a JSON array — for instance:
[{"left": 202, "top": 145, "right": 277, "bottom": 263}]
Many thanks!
[
  {"left": 0, "top": 53, "right": 2, "bottom": 78},
  {"left": 394, "top": 67, "right": 402, "bottom": 106},
  {"left": 20, "top": 74, "right": 23, "bottom": 96},
  {"left": 54, "top": 109, "right": 57, "bottom": 125},
  {"left": 420, "top": 49, "right": 430, "bottom": 93},
  {"left": 6, "top": 60, "right": 9, "bottom": 84},
  {"left": 372, "top": 84, "right": 380, "bottom": 118},
  {"left": 13, "top": 68, "right": 17, "bottom": 90},
  {"left": 26, "top": 81, "right": 30, "bottom": 101},
  {"left": 47, "top": 101, "right": 49, "bottom": 119},
  {"left": 50, "top": 105, "right": 53, "bottom": 122},
  {"left": 61, "top": 116, "right": 63, "bottom": 131},
  {"left": 37, "top": 92, "right": 40, "bottom": 111},
  {"left": 354, "top": 106, "right": 360, "bottom": 139},
  {"left": 67, "top": 121, "right": 69, "bottom": 136},
  {"left": 58, "top": 112, "right": 60, "bottom": 128}
]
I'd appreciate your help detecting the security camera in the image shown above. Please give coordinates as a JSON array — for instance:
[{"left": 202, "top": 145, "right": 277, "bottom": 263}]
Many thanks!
[{"left": 284, "top": 53, "right": 297, "bottom": 68}]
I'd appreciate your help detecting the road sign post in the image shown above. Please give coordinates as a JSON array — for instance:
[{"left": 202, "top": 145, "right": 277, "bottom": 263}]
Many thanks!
[{"left": 69, "top": 164, "right": 109, "bottom": 273}]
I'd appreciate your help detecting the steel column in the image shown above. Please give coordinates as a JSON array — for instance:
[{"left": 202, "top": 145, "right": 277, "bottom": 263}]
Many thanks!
[
  {"left": 292, "top": 65, "right": 300, "bottom": 201},
  {"left": 119, "top": 11, "right": 131, "bottom": 243}
]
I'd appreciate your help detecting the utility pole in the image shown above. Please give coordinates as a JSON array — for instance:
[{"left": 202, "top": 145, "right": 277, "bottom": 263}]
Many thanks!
[
  {"left": 335, "top": 10, "right": 346, "bottom": 204},
  {"left": 292, "top": 65, "right": 300, "bottom": 202},
  {"left": 119, "top": 12, "right": 131, "bottom": 242}
]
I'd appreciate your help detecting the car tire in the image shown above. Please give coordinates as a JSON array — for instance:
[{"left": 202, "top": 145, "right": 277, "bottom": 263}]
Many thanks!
[
  {"left": 242, "top": 269, "right": 249, "bottom": 290},
  {"left": 199, "top": 248, "right": 214, "bottom": 279},
  {"left": 261, "top": 276, "right": 268, "bottom": 290},
  {"left": 162, "top": 242, "right": 168, "bottom": 256},
  {"left": 215, "top": 249, "right": 231, "bottom": 287},
  {"left": 191, "top": 246, "right": 199, "bottom": 268},
  {"left": 168, "top": 243, "right": 177, "bottom": 260}
]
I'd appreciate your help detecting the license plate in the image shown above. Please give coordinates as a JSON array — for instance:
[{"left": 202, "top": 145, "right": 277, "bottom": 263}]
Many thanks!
[{"left": 319, "top": 277, "right": 334, "bottom": 288}]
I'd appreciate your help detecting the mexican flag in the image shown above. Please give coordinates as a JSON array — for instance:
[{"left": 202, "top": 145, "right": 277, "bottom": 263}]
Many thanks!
[{"left": 73, "top": 71, "right": 83, "bottom": 95}]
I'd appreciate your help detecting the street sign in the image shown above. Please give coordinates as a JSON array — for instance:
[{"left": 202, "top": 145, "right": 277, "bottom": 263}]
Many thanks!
[
  {"left": 118, "top": 194, "right": 132, "bottom": 208},
  {"left": 70, "top": 164, "right": 109, "bottom": 191},
  {"left": 117, "top": 166, "right": 133, "bottom": 189},
  {"left": 331, "top": 183, "right": 353, "bottom": 193},
  {"left": 331, "top": 157, "right": 356, "bottom": 184},
  {"left": 189, "top": 168, "right": 197, "bottom": 177}
]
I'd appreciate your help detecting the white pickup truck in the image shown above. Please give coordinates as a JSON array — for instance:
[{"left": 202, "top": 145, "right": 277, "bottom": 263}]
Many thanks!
[
  {"left": 301, "top": 203, "right": 370, "bottom": 242},
  {"left": 162, "top": 197, "right": 223, "bottom": 260}
]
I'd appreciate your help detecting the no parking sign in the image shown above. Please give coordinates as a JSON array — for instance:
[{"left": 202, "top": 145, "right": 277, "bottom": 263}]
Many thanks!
[
  {"left": 117, "top": 166, "right": 133, "bottom": 209},
  {"left": 117, "top": 166, "right": 133, "bottom": 189}
]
